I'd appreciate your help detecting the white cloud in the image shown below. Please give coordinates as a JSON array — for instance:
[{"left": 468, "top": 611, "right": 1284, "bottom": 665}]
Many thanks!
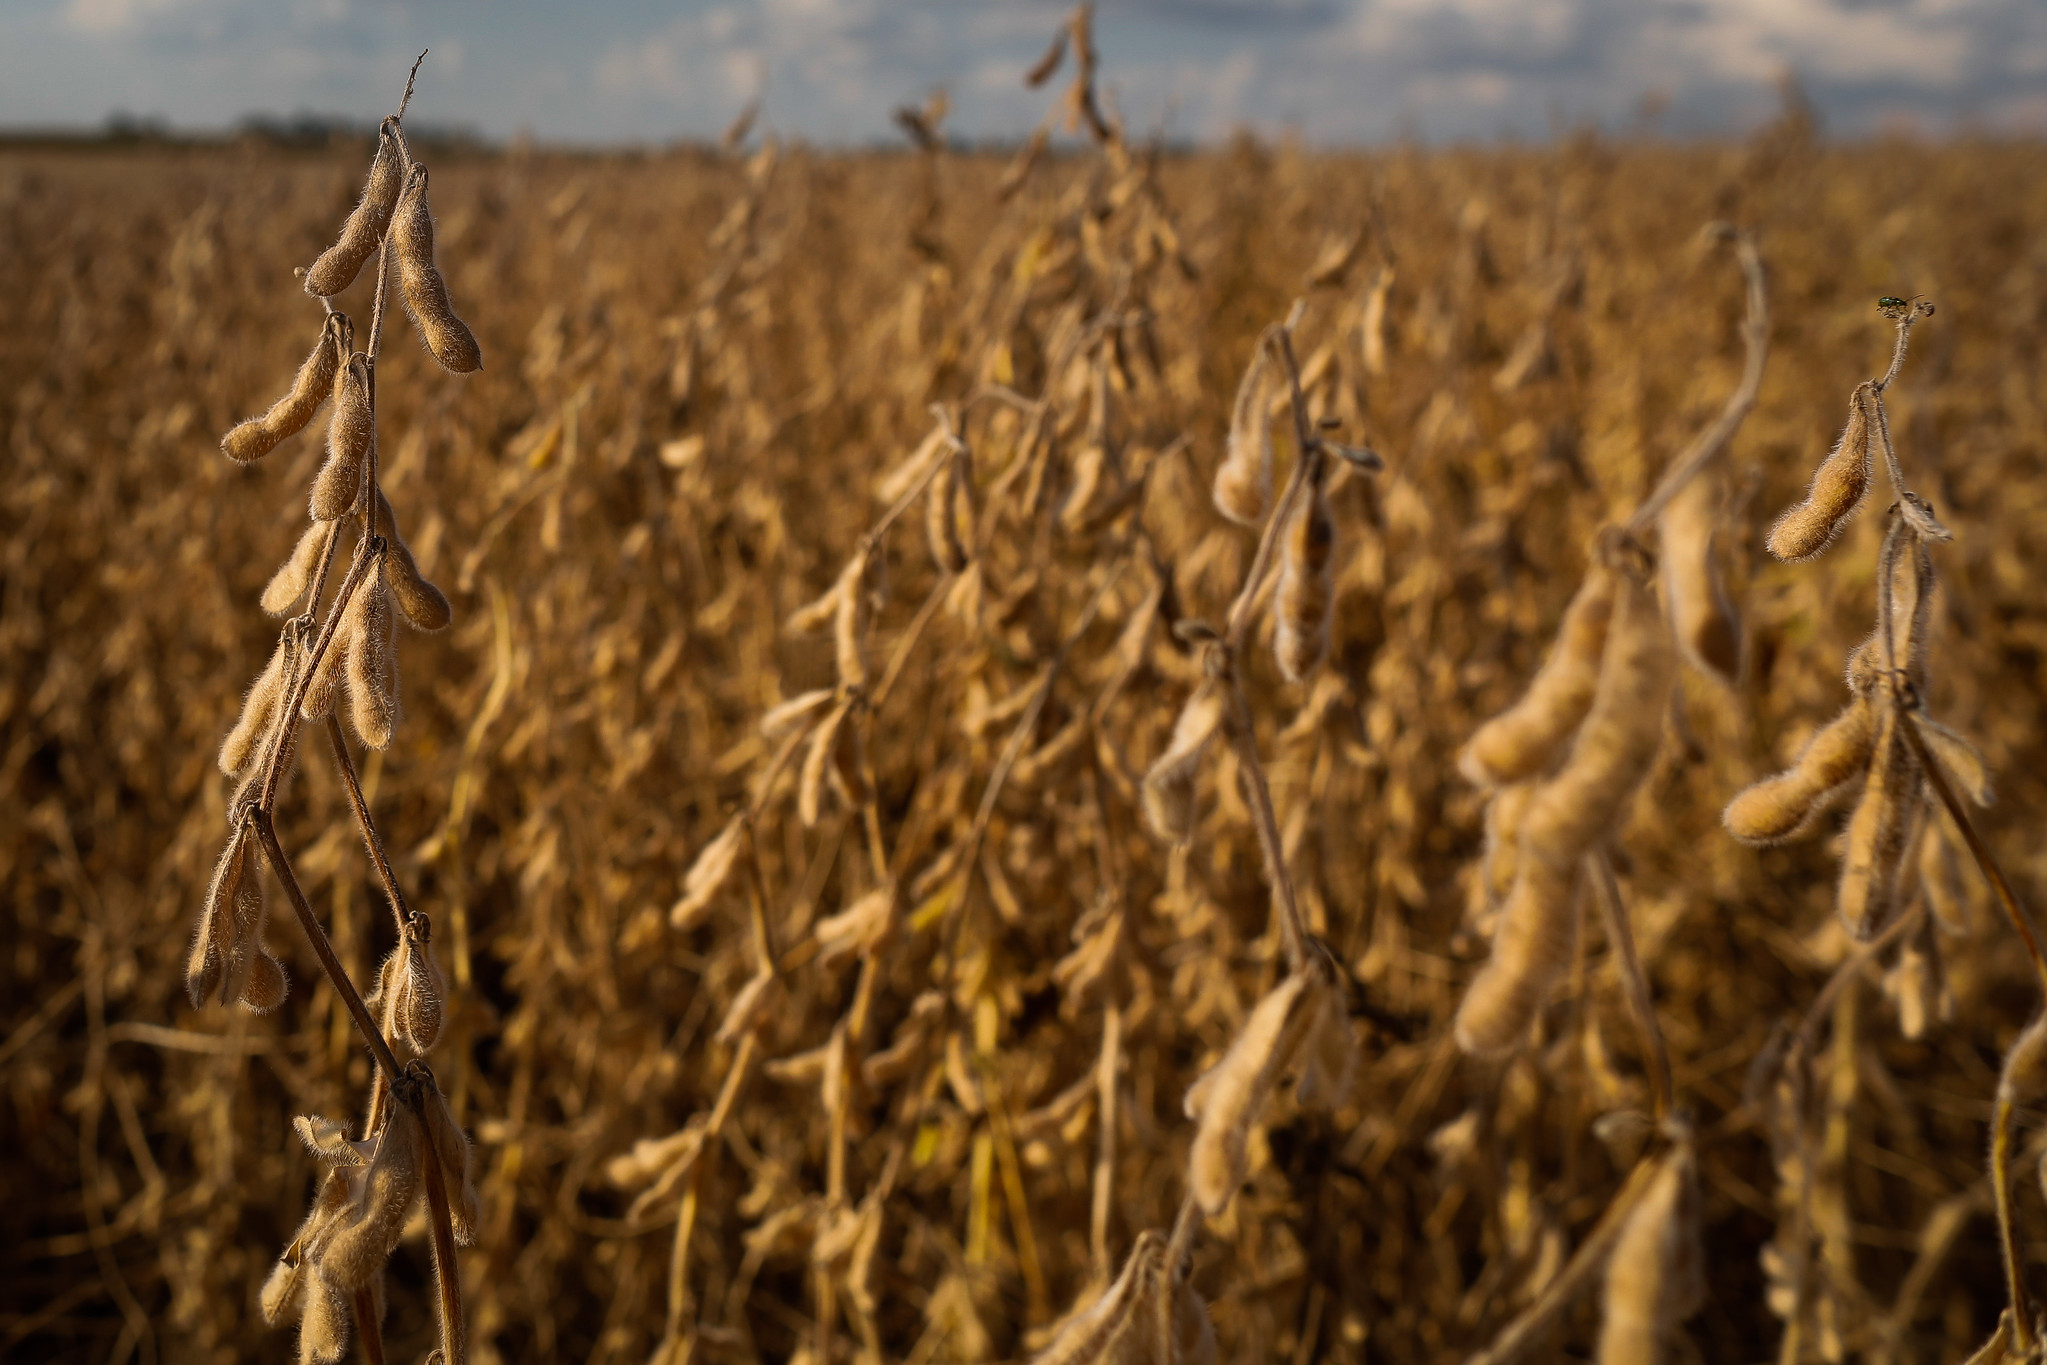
[
  {"left": 62, "top": 0, "right": 194, "bottom": 35},
  {"left": 9, "top": 0, "right": 2047, "bottom": 141}
]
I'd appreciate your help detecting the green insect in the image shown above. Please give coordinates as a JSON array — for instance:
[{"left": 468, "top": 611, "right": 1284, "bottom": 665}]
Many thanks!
[{"left": 1877, "top": 295, "right": 1909, "bottom": 310}]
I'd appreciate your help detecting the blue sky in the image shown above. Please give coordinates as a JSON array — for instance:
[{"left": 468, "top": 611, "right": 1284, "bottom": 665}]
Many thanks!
[{"left": 2, "top": 0, "right": 2043, "bottom": 145}]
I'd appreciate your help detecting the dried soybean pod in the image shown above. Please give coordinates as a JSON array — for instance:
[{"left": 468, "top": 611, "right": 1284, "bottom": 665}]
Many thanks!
[
  {"left": 393, "top": 166, "right": 483, "bottom": 374},
  {"left": 302, "top": 552, "right": 380, "bottom": 723},
  {"left": 1836, "top": 705, "right": 1919, "bottom": 939},
  {"left": 1184, "top": 971, "right": 1317, "bottom": 1214},
  {"left": 1212, "top": 335, "right": 1274, "bottom": 526},
  {"left": 1293, "top": 963, "right": 1359, "bottom": 1110},
  {"left": 390, "top": 915, "right": 446, "bottom": 1053},
  {"left": 375, "top": 490, "right": 451, "bottom": 631},
  {"left": 1482, "top": 782, "right": 1535, "bottom": 904},
  {"left": 1453, "top": 856, "right": 1579, "bottom": 1058},
  {"left": 216, "top": 832, "right": 269, "bottom": 1009},
  {"left": 222, "top": 313, "right": 350, "bottom": 463},
  {"left": 672, "top": 816, "right": 745, "bottom": 928},
  {"left": 1767, "top": 383, "right": 1873, "bottom": 562},
  {"left": 263, "top": 521, "right": 337, "bottom": 617},
  {"left": 240, "top": 949, "right": 289, "bottom": 1014},
  {"left": 1273, "top": 472, "right": 1335, "bottom": 683},
  {"left": 296, "top": 1269, "right": 351, "bottom": 1364},
  {"left": 343, "top": 557, "right": 399, "bottom": 749},
  {"left": 310, "top": 355, "right": 373, "bottom": 521},
  {"left": 925, "top": 448, "right": 969, "bottom": 574},
  {"left": 1459, "top": 559, "right": 1617, "bottom": 787},
  {"left": 1913, "top": 714, "right": 1993, "bottom": 807},
  {"left": 1142, "top": 680, "right": 1226, "bottom": 843},
  {"left": 220, "top": 629, "right": 297, "bottom": 777},
  {"left": 1596, "top": 1144, "right": 1704, "bottom": 1365},
  {"left": 1889, "top": 525, "right": 1937, "bottom": 690},
  {"left": 316, "top": 1106, "right": 423, "bottom": 1290},
  {"left": 305, "top": 120, "right": 403, "bottom": 298},
  {"left": 1658, "top": 473, "right": 1741, "bottom": 686},
  {"left": 1723, "top": 698, "right": 1876, "bottom": 845},
  {"left": 1516, "top": 567, "right": 1675, "bottom": 861},
  {"left": 829, "top": 704, "right": 873, "bottom": 808},
  {"left": 1028, "top": 1230, "right": 1156, "bottom": 1365},
  {"left": 833, "top": 550, "right": 871, "bottom": 689},
  {"left": 798, "top": 700, "right": 851, "bottom": 827},
  {"left": 188, "top": 826, "right": 252, "bottom": 1007}
]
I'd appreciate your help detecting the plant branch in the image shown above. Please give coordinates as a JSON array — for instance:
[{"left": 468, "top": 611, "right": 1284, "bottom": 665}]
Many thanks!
[
  {"left": 352, "top": 1288, "right": 386, "bottom": 1365},
  {"left": 258, "top": 538, "right": 379, "bottom": 811},
  {"left": 1898, "top": 711, "right": 2047, "bottom": 996},
  {"left": 325, "top": 714, "right": 411, "bottom": 932},
  {"left": 250, "top": 811, "right": 401, "bottom": 1080},
  {"left": 406, "top": 1075, "right": 469, "bottom": 1365},
  {"left": 1221, "top": 665, "right": 1308, "bottom": 972},
  {"left": 1463, "top": 1154, "right": 1665, "bottom": 1365},
  {"left": 1586, "top": 849, "right": 1672, "bottom": 1122},
  {"left": 1626, "top": 226, "right": 1768, "bottom": 534}
]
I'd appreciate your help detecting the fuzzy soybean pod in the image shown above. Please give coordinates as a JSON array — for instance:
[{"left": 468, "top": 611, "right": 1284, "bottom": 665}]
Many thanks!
[
  {"left": 1273, "top": 472, "right": 1335, "bottom": 684},
  {"left": 317, "top": 1105, "right": 423, "bottom": 1291},
  {"left": 924, "top": 446, "right": 972, "bottom": 574},
  {"left": 393, "top": 166, "right": 483, "bottom": 374},
  {"left": 295, "top": 1269, "right": 352, "bottom": 1365},
  {"left": 187, "top": 825, "right": 266, "bottom": 1009},
  {"left": 1459, "top": 559, "right": 1617, "bottom": 787},
  {"left": 1915, "top": 714, "right": 1993, "bottom": 807},
  {"left": 1183, "top": 970, "right": 1318, "bottom": 1215},
  {"left": 1836, "top": 704, "right": 1921, "bottom": 939},
  {"left": 342, "top": 556, "right": 399, "bottom": 749},
  {"left": 1457, "top": 572, "right": 1672, "bottom": 1057},
  {"left": 1658, "top": 473, "right": 1741, "bottom": 686},
  {"left": 385, "top": 915, "right": 447, "bottom": 1054},
  {"left": 222, "top": 313, "right": 351, "bottom": 463},
  {"left": 262, "top": 521, "right": 337, "bottom": 617},
  {"left": 305, "top": 120, "right": 404, "bottom": 298},
  {"left": 1141, "top": 680, "right": 1226, "bottom": 844},
  {"left": 219, "top": 628, "right": 297, "bottom": 778},
  {"left": 1029, "top": 1230, "right": 1162, "bottom": 1365},
  {"left": 1767, "top": 383, "right": 1873, "bottom": 562},
  {"left": 1723, "top": 698, "right": 1876, "bottom": 845},
  {"left": 1596, "top": 1144, "right": 1705, "bottom": 1365},
  {"left": 1516, "top": 569, "right": 1676, "bottom": 861},
  {"left": 1453, "top": 856, "right": 1579, "bottom": 1058},
  {"left": 240, "top": 936, "right": 290, "bottom": 1014},
  {"left": 1481, "top": 782, "right": 1535, "bottom": 905},
  {"left": 309, "top": 354, "right": 373, "bottom": 522},
  {"left": 1032, "top": 1252, "right": 1210, "bottom": 1365},
  {"left": 376, "top": 490, "right": 452, "bottom": 631},
  {"left": 301, "top": 547, "right": 383, "bottom": 724},
  {"left": 1212, "top": 336, "right": 1274, "bottom": 527}
]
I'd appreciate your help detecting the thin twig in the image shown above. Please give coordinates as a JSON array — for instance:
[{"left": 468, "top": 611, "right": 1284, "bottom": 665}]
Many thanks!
[
  {"left": 325, "top": 714, "right": 412, "bottom": 931},
  {"left": 251, "top": 812, "right": 401, "bottom": 1081},
  {"left": 408, "top": 1077, "right": 469, "bottom": 1365},
  {"left": 1626, "top": 227, "right": 1769, "bottom": 533},
  {"left": 1586, "top": 849, "right": 1672, "bottom": 1122},
  {"left": 1221, "top": 667, "right": 1308, "bottom": 972},
  {"left": 1462, "top": 1154, "right": 1665, "bottom": 1365},
  {"left": 1992, "top": 1045, "right": 2038, "bottom": 1356},
  {"left": 257, "top": 539, "right": 378, "bottom": 811},
  {"left": 1899, "top": 711, "right": 2047, "bottom": 995},
  {"left": 353, "top": 1288, "right": 387, "bottom": 1365}
]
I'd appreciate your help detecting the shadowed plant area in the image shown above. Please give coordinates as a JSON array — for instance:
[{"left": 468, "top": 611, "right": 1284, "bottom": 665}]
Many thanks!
[{"left": 11, "top": 23, "right": 2047, "bottom": 1365}]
